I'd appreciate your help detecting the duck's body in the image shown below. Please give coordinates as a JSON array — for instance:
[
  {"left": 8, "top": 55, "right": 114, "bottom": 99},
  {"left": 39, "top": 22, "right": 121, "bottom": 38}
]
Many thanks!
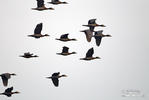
[
  {"left": 57, "top": 46, "right": 76, "bottom": 56},
  {"left": 0, "top": 87, "right": 19, "bottom": 97},
  {"left": 20, "top": 52, "right": 38, "bottom": 58},
  {"left": 46, "top": 72, "right": 67, "bottom": 87},
  {"left": 32, "top": 0, "right": 54, "bottom": 11},
  {"left": 80, "top": 48, "right": 100, "bottom": 61},
  {"left": 48, "top": 0, "right": 68, "bottom": 5},
  {"left": 56, "top": 34, "right": 76, "bottom": 42},
  {"left": 80, "top": 29, "right": 93, "bottom": 42},
  {"left": 94, "top": 30, "right": 112, "bottom": 46},
  {"left": 28, "top": 23, "right": 49, "bottom": 39},
  {"left": 0, "top": 73, "right": 16, "bottom": 87},
  {"left": 83, "top": 19, "right": 106, "bottom": 31}
]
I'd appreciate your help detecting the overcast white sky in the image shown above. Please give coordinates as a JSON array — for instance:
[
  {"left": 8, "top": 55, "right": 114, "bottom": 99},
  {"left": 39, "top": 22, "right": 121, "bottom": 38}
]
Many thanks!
[{"left": 0, "top": 0, "right": 149, "bottom": 100}]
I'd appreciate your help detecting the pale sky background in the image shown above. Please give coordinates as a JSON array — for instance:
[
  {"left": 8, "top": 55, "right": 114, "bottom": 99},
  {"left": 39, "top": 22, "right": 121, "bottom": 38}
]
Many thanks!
[{"left": 0, "top": 0, "right": 149, "bottom": 100}]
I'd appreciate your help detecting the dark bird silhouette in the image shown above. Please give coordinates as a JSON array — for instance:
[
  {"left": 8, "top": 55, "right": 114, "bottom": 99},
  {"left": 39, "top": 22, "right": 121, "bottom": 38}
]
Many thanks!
[
  {"left": 83, "top": 19, "right": 106, "bottom": 31},
  {"left": 32, "top": 0, "right": 54, "bottom": 11},
  {"left": 56, "top": 34, "right": 77, "bottom": 42},
  {"left": 0, "top": 87, "right": 20, "bottom": 97},
  {"left": 46, "top": 72, "right": 67, "bottom": 87},
  {"left": 19, "top": 52, "right": 38, "bottom": 58},
  {"left": 0, "top": 73, "right": 16, "bottom": 87},
  {"left": 48, "top": 0, "right": 68, "bottom": 5},
  {"left": 80, "top": 29, "right": 93, "bottom": 42},
  {"left": 94, "top": 30, "right": 112, "bottom": 46},
  {"left": 57, "top": 46, "right": 76, "bottom": 56},
  {"left": 28, "top": 23, "right": 49, "bottom": 38},
  {"left": 80, "top": 48, "right": 100, "bottom": 61}
]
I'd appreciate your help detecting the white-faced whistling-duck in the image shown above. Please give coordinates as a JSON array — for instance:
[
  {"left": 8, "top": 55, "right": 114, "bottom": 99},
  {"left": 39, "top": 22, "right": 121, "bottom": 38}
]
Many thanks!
[
  {"left": 80, "top": 47, "right": 100, "bottom": 61},
  {"left": 0, "top": 87, "right": 20, "bottom": 97},
  {"left": 46, "top": 72, "right": 67, "bottom": 87},
  {"left": 94, "top": 30, "right": 112, "bottom": 46},
  {"left": 57, "top": 46, "right": 76, "bottom": 56},
  {"left": 56, "top": 33, "right": 77, "bottom": 42},
  {"left": 28, "top": 23, "right": 49, "bottom": 39},
  {"left": 0, "top": 73, "right": 16, "bottom": 87},
  {"left": 32, "top": 0, "right": 54, "bottom": 11},
  {"left": 83, "top": 19, "right": 106, "bottom": 31},
  {"left": 19, "top": 52, "right": 38, "bottom": 58}
]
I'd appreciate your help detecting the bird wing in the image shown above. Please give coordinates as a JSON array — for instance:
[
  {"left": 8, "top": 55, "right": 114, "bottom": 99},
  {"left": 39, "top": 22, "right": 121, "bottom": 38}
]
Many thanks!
[
  {"left": 60, "top": 34, "right": 69, "bottom": 39},
  {"left": 37, "top": 0, "right": 44, "bottom": 8},
  {"left": 95, "top": 36, "right": 102, "bottom": 46},
  {"left": 5, "top": 87, "right": 13, "bottom": 93},
  {"left": 52, "top": 78, "right": 59, "bottom": 87},
  {"left": 62, "top": 46, "right": 69, "bottom": 53},
  {"left": 52, "top": 0, "right": 59, "bottom": 2},
  {"left": 1, "top": 76, "right": 8, "bottom": 86},
  {"left": 52, "top": 72, "right": 60, "bottom": 77},
  {"left": 88, "top": 19, "right": 96, "bottom": 24},
  {"left": 34, "top": 23, "right": 43, "bottom": 34},
  {"left": 86, "top": 48, "right": 94, "bottom": 58},
  {"left": 85, "top": 30, "right": 93, "bottom": 42}
]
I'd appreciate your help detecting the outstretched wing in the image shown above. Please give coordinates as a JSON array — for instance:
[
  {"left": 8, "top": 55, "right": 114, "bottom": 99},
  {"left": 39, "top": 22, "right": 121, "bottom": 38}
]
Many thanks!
[
  {"left": 62, "top": 46, "right": 69, "bottom": 53},
  {"left": 86, "top": 48, "right": 94, "bottom": 58},
  {"left": 5, "top": 87, "right": 13, "bottom": 93},
  {"left": 34, "top": 23, "right": 42, "bottom": 34},
  {"left": 95, "top": 36, "right": 102, "bottom": 46},
  {"left": 52, "top": 0, "right": 59, "bottom": 2},
  {"left": 84, "top": 30, "right": 93, "bottom": 42},
  {"left": 37, "top": 0, "right": 44, "bottom": 8},
  {"left": 52, "top": 78, "right": 59, "bottom": 87},
  {"left": 60, "top": 34, "right": 69, "bottom": 39},
  {"left": 51, "top": 72, "right": 60, "bottom": 87},
  {"left": 88, "top": 19, "right": 96, "bottom": 24},
  {"left": 1, "top": 76, "right": 8, "bottom": 86}
]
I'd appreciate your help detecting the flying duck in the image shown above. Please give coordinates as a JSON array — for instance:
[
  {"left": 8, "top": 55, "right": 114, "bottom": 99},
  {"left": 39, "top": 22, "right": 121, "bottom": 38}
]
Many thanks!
[
  {"left": 56, "top": 33, "right": 77, "bottom": 42},
  {"left": 80, "top": 48, "right": 100, "bottom": 61},
  {"left": 57, "top": 46, "right": 76, "bottom": 56},
  {"left": 0, "top": 87, "right": 20, "bottom": 97},
  {"left": 94, "top": 30, "right": 112, "bottom": 46},
  {"left": 48, "top": 0, "right": 68, "bottom": 5},
  {"left": 0, "top": 73, "right": 16, "bottom": 87},
  {"left": 32, "top": 0, "right": 54, "bottom": 11},
  {"left": 83, "top": 19, "right": 106, "bottom": 31},
  {"left": 28, "top": 23, "right": 49, "bottom": 38},
  {"left": 19, "top": 52, "right": 38, "bottom": 58},
  {"left": 80, "top": 29, "right": 93, "bottom": 42},
  {"left": 46, "top": 72, "right": 67, "bottom": 87}
]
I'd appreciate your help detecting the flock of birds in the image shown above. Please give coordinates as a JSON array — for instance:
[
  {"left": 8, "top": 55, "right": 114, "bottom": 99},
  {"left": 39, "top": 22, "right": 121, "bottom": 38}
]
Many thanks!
[{"left": 0, "top": 0, "right": 111, "bottom": 98}]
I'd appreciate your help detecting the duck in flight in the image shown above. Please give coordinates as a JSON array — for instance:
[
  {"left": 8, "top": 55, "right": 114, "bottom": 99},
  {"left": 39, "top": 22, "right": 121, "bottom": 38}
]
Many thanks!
[
  {"left": 0, "top": 87, "right": 20, "bottom": 97},
  {"left": 57, "top": 46, "right": 76, "bottom": 56},
  {"left": 19, "top": 52, "right": 38, "bottom": 58},
  {"left": 46, "top": 72, "right": 67, "bottom": 87},
  {"left": 28, "top": 23, "right": 49, "bottom": 38},
  {"left": 80, "top": 29, "right": 93, "bottom": 42},
  {"left": 0, "top": 73, "right": 16, "bottom": 87},
  {"left": 94, "top": 30, "right": 112, "bottom": 47},
  {"left": 48, "top": 0, "right": 68, "bottom": 5},
  {"left": 80, "top": 48, "right": 100, "bottom": 61},
  {"left": 32, "top": 0, "right": 54, "bottom": 11},
  {"left": 83, "top": 19, "right": 106, "bottom": 31},
  {"left": 56, "top": 34, "right": 77, "bottom": 42}
]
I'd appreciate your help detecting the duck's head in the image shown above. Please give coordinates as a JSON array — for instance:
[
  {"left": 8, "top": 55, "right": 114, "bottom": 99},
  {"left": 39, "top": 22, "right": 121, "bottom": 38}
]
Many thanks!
[
  {"left": 44, "top": 34, "right": 50, "bottom": 36},
  {"left": 62, "top": 2, "right": 68, "bottom": 4},
  {"left": 61, "top": 74, "right": 67, "bottom": 77},
  {"left": 99, "top": 24, "right": 106, "bottom": 27},
  {"left": 11, "top": 73, "right": 16, "bottom": 76},
  {"left": 48, "top": 7, "right": 54, "bottom": 10}
]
